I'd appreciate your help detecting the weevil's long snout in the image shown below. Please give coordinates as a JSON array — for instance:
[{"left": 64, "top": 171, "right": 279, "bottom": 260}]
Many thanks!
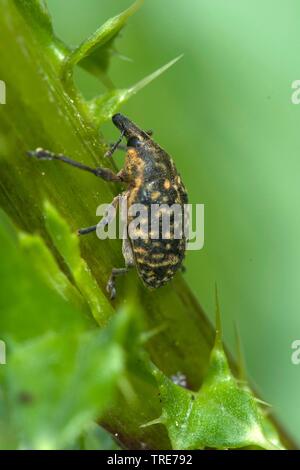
[
  {"left": 112, "top": 113, "right": 131, "bottom": 132},
  {"left": 112, "top": 113, "right": 149, "bottom": 141}
]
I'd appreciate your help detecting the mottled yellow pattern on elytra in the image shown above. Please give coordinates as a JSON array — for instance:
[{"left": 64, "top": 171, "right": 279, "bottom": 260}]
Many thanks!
[
  {"left": 125, "top": 147, "right": 145, "bottom": 207},
  {"left": 133, "top": 246, "right": 147, "bottom": 254},
  {"left": 164, "top": 179, "right": 171, "bottom": 189},
  {"left": 152, "top": 253, "right": 165, "bottom": 260},
  {"left": 145, "top": 256, "right": 180, "bottom": 268},
  {"left": 151, "top": 191, "right": 161, "bottom": 201}
]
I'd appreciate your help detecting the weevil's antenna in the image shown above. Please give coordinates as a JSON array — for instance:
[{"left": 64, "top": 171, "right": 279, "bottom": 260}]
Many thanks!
[{"left": 105, "top": 130, "right": 125, "bottom": 158}]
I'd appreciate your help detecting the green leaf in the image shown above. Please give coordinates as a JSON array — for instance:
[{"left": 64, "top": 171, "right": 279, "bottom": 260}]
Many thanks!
[
  {"left": 19, "top": 231, "right": 88, "bottom": 314},
  {"left": 14, "top": 0, "right": 54, "bottom": 39},
  {"left": 43, "top": 201, "right": 114, "bottom": 327},
  {"left": 0, "top": 209, "right": 89, "bottom": 342},
  {"left": 87, "top": 55, "right": 183, "bottom": 125},
  {"left": 0, "top": 208, "right": 139, "bottom": 449},
  {"left": 0, "top": 326, "right": 124, "bottom": 449},
  {"left": 146, "top": 306, "right": 284, "bottom": 450},
  {"left": 61, "top": 0, "right": 144, "bottom": 89},
  {"left": 13, "top": 0, "right": 68, "bottom": 65}
]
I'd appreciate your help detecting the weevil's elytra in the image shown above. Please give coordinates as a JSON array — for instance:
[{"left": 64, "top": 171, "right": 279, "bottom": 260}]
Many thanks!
[{"left": 27, "top": 113, "right": 188, "bottom": 299}]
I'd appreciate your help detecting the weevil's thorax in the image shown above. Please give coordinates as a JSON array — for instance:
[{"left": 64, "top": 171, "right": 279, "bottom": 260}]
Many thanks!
[
  {"left": 124, "top": 146, "right": 145, "bottom": 183},
  {"left": 112, "top": 112, "right": 175, "bottom": 183},
  {"left": 124, "top": 140, "right": 170, "bottom": 184}
]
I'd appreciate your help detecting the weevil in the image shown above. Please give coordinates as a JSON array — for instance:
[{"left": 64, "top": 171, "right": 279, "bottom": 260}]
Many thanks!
[{"left": 28, "top": 113, "right": 188, "bottom": 299}]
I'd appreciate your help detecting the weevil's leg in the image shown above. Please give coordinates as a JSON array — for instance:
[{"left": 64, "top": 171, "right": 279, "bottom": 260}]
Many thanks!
[
  {"left": 106, "top": 238, "right": 134, "bottom": 299},
  {"left": 106, "top": 142, "right": 127, "bottom": 154},
  {"left": 106, "top": 268, "right": 128, "bottom": 300},
  {"left": 104, "top": 130, "right": 125, "bottom": 158},
  {"left": 105, "top": 130, "right": 154, "bottom": 158},
  {"left": 78, "top": 225, "right": 97, "bottom": 236},
  {"left": 27, "top": 148, "right": 123, "bottom": 182},
  {"left": 78, "top": 195, "right": 120, "bottom": 236}
]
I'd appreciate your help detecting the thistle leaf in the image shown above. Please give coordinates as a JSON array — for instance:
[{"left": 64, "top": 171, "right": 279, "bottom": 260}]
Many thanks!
[
  {"left": 87, "top": 55, "right": 183, "bottom": 125},
  {"left": 14, "top": 0, "right": 54, "bottom": 39},
  {"left": 0, "top": 329, "right": 123, "bottom": 449},
  {"left": 43, "top": 201, "right": 114, "bottom": 327},
  {"left": 19, "top": 231, "right": 88, "bottom": 314},
  {"left": 0, "top": 209, "right": 89, "bottom": 341},
  {"left": 0, "top": 212, "right": 137, "bottom": 449},
  {"left": 61, "top": 0, "right": 144, "bottom": 88},
  {"left": 149, "top": 312, "right": 284, "bottom": 450}
]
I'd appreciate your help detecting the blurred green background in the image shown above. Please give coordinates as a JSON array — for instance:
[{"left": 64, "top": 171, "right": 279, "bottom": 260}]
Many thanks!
[{"left": 47, "top": 0, "right": 300, "bottom": 442}]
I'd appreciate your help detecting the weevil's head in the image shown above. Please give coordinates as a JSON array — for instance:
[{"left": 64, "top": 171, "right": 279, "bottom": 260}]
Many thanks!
[{"left": 112, "top": 113, "right": 151, "bottom": 148}]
